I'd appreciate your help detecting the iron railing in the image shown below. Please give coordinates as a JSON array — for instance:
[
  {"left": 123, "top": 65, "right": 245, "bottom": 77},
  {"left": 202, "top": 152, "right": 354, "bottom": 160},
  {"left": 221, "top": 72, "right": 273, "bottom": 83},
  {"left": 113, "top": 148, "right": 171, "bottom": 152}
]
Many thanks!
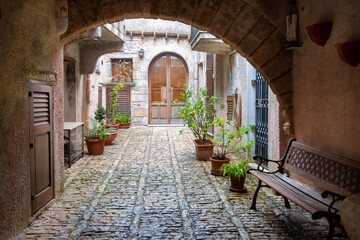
[{"left": 255, "top": 71, "right": 269, "bottom": 162}]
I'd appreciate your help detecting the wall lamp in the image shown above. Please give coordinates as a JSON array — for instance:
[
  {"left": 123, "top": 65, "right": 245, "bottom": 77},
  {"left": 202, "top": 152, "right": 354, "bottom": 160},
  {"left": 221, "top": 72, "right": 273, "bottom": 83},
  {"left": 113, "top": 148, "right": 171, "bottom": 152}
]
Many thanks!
[{"left": 138, "top": 48, "right": 145, "bottom": 57}]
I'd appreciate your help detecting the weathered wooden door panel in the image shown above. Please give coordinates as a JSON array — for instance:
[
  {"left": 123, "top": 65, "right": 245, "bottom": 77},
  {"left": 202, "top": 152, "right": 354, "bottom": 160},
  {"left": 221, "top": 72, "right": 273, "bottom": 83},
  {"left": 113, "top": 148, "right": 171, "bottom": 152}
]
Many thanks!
[
  {"left": 206, "top": 53, "right": 214, "bottom": 134},
  {"left": 149, "top": 53, "right": 188, "bottom": 124},
  {"left": 29, "top": 81, "right": 54, "bottom": 214}
]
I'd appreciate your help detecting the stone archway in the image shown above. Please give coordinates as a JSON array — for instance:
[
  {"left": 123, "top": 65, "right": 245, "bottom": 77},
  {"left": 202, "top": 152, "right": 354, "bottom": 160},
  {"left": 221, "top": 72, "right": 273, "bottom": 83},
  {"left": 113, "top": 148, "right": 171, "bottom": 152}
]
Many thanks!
[{"left": 62, "top": 0, "right": 294, "bottom": 131}]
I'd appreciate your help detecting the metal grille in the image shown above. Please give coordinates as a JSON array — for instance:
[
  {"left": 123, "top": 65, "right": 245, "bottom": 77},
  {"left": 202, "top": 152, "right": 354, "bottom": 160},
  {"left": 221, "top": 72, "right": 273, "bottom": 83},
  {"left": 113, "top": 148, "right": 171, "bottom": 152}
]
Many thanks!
[
  {"left": 286, "top": 146, "right": 360, "bottom": 194},
  {"left": 255, "top": 71, "right": 269, "bottom": 161}
]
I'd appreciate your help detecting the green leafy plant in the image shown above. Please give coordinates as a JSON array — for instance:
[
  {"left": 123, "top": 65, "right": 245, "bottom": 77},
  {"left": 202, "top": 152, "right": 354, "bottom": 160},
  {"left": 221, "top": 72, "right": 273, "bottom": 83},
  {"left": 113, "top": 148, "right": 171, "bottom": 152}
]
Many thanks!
[
  {"left": 85, "top": 118, "right": 115, "bottom": 140},
  {"left": 108, "top": 82, "right": 126, "bottom": 124},
  {"left": 110, "top": 61, "right": 133, "bottom": 82},
  {"left": 115, "top": 113, "right": 131, "bottom": 123},
  {"left": 212, "top": 118, "right": 254, "bottom": 160},
  {"left": 177, "top": 84, "right": 220, "bottom": 144},
  {"left": 220, "top": 159, "right": 248, "bottom": 180},
  {"left": 94, "top": 106, "right": 106, "bottom": 123}
]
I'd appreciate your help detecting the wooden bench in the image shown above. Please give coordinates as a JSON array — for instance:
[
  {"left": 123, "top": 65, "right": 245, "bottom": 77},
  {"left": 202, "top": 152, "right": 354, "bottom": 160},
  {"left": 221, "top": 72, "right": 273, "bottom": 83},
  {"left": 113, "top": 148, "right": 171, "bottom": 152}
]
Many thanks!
[{"left": 248, "top": 138, "right": 360, "bottom": 239}]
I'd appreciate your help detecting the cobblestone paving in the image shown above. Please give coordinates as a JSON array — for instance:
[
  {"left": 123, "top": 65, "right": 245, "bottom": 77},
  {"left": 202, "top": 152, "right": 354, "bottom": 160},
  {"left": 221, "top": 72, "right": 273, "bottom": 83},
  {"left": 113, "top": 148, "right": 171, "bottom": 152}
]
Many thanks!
[{"left": 17, "top": 127, "right": 333, "bottom": 240}]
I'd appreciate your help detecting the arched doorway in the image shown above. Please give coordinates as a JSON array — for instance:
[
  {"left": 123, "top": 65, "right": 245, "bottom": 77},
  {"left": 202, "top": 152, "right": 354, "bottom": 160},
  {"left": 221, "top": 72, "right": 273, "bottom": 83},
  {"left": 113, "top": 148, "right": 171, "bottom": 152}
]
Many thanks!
[{"left": 148, "top": 53, "right": 188, "bottom": 124}]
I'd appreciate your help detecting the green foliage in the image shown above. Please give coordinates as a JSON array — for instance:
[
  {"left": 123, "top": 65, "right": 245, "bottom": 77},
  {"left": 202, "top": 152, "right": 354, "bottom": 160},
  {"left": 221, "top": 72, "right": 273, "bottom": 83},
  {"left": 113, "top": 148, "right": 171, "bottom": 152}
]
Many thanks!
[
  {"left": 109, "top": 61, "right": 133, "bottom": 82},
  {"left": 212, "top": 118, "right": 254, "bottom": 160},
  {"left": 115, "top": 113, "right": 131, "bottom": 123},
  {"left": 109, "top": 82, "right": 126, "bottom": 124},
  {"left": 220, "top": 159, "right": 248, "bottom": 180},
  {"left": 177, "top": 84, "right": 220, "bottom": 144},
  {"left": 94, "top": 106, "right": 106, "bottom": 123},
  {"left": 85, "top": 118, "right": 115, "bottom": 140}
]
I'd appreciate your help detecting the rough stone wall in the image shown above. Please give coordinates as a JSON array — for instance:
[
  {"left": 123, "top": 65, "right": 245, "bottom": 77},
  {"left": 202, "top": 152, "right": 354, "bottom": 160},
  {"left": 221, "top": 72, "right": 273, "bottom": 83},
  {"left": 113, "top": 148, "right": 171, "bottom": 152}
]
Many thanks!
[
  {"left": 102, "top": 34, "right": 194, "bottom": 125},
  {"left": 268, "top": 88, "right": 281, "bottom": 170},
  {"left": 231, "top": 53, "right": 248, "bottom": 127},
  {"left": 293, "top": 0, "right": 360, "bottom": 160},
  {"left": 0, "top": 0, "right": 63, "bottom": 238}
]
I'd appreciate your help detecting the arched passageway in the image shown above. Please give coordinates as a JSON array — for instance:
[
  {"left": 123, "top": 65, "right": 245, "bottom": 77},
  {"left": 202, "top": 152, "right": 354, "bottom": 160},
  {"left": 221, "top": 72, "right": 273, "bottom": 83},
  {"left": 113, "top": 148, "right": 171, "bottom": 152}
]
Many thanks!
[
  {"left": 62, "top": 0, "right": 294, "bottom": 127},
  {"left": 1, "top": 1, "right": 360, "bottom": 239}
]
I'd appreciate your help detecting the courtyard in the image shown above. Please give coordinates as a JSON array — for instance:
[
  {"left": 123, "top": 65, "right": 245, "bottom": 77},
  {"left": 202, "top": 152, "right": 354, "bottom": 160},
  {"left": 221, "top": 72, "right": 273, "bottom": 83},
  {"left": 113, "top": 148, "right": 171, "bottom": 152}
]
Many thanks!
[{"left": 17, "top": 127, "right": 330, "bottom": 239}]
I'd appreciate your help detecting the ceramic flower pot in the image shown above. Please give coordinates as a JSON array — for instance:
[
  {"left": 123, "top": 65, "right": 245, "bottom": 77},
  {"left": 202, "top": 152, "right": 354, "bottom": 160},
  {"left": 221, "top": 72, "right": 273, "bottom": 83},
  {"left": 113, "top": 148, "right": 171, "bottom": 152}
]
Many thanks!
[
  {"left": 104, "top": 123, "right": 120, "bottom": 130},
  {"left": 105, "top": 131, "right": 118, "bottom": 145},
  {"left": 306, "top": 22, "right": 332, "bottom": 46},
  {"left": 194, "top": 139, "right": 214, "bottom": 161},
  {"left": 210, "top": 157, "right": 230, "bottom": 176},
  {"left": 118, "top": 122, "right": 131, "bottom": 129},
  {"left": 335, "top": 41, "right": 360, "bottom": 67},
  {"left": 85, "top": 138, "right": 105, "bottom": 155},
  {"left": 229, "top": 176, "right": 247, "bottom": 192}
]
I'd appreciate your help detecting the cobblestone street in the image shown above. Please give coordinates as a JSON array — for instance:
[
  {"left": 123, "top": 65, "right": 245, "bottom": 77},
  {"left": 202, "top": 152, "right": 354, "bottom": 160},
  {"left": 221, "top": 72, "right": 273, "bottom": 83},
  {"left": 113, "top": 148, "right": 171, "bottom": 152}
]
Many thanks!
[{"left": 17, "top": 127, "right": 330, "bottom": 240}]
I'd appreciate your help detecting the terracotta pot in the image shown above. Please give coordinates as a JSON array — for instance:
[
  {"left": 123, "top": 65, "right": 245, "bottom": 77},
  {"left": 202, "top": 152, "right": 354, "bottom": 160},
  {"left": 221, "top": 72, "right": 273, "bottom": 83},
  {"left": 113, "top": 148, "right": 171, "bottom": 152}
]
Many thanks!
[
  {"left": 104, "top": 123, "right": 120, "bottom": 130},
  {"left": 105, "top": 131, "right": 118, "bottom": 145},
  {"left": 229, "top": 176, "right": 247, "bottom": 192},
  {"left": 210, "top": 157, "right": 230, "bottom": 176},
  {"left": 335, "top": 41, "right": 360, "bottom": 67},
  {"left": 85, "top": 138, "right": 105, "bottom": 155},
  {"left": 306, "top": 22, "right": 332, "bottom": 46},
  {"left": 118, "top": 122, "right": 131, "bottom": 129},
  {"left": 194, "top": 139, "right": 214, "bottom": 161}
]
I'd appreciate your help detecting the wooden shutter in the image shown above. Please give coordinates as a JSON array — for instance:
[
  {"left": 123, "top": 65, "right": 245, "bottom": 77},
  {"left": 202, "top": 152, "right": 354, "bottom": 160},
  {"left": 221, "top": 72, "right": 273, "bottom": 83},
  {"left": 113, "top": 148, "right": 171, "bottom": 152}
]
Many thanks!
[
  {"left": 206, "top": 53, "right": 214, "bottom": 134},
  {"left": 206, "top": 53, "right": 214, "bottom": 97},
  {"left": 227, "top": 95, "right": 234, "bottom": 120},
  {"left": 117, "top": 88, "right": 131, "bottom": 115},
  {"left": 29, "top": 81, "right": 54, "bottom": 214},
  {"left": 98, "top": 86, "right": 103, "bottom": 107},
  {"left": 106, "top": 87, "right": 131, "bottom": 116}
]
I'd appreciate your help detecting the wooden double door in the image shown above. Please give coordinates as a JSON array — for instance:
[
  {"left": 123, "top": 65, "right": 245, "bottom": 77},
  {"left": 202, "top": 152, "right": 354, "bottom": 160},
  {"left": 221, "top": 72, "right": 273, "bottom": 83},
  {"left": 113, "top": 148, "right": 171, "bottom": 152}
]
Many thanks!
[{"left": 149, "top": 53, "right": 188, "bottom": 124}]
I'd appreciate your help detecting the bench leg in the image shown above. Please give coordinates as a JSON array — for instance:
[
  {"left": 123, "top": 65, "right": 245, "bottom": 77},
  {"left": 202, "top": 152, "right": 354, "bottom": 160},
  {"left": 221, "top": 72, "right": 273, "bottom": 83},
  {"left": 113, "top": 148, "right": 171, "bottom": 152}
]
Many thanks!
[
  {"left": 312, "top": 211, "right": 347, "bottom": 240},
  {"left": 250, "top": 179, "right": 262, "bottom": 210},
  {"left": 283, "top": 197, "right": 291, "bottom": 208}
]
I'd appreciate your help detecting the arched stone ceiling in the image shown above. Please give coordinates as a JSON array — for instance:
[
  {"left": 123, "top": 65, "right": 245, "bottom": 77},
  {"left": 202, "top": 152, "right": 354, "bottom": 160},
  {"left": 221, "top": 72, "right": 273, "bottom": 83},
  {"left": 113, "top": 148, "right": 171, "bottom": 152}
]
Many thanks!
[{"left": 62, "top": 0, "right": 293, "bottom": 121}]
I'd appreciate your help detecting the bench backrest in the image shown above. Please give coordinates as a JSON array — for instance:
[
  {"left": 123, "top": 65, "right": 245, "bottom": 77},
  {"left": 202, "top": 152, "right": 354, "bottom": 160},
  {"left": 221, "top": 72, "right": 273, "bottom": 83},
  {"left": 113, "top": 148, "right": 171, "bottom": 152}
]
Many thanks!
[{"left": 284, "top": 139, "right": 360, "bottom": 197}]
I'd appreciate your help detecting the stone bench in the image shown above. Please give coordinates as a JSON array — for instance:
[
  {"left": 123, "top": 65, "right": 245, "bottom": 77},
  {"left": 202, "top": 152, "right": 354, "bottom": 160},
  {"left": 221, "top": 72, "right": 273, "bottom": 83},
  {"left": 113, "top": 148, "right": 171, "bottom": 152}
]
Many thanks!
[{"left": 248, "top": 138, "right": 360, "bottom": 239}]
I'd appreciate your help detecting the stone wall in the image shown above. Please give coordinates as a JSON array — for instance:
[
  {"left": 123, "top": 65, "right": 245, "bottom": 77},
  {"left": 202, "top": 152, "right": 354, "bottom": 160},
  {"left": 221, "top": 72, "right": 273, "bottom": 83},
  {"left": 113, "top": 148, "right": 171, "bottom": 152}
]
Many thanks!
[{"left": 102, "top": 34, "right": 194, "bottom": 125}]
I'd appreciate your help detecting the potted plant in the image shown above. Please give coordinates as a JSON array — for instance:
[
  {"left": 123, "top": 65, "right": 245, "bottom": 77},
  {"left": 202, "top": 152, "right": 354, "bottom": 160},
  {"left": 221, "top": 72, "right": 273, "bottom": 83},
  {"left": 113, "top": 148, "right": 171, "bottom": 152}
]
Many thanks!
[
  {"left": 85, "top": 118, "right": 114, "bottom": 155},
  {"left": 210, "top": 118, "right": 254, "bottom": 175},
  {"left": 111, "top": 60, "right": 133, "bottom": 82},
  {"left": 115, "top": 113, "right": 131, "bottom": 129},
  {"left": 94, "top": 106, "right": 118, "bottom": 145},
  {"left": 221, "top": 160, "right": 248, "bottom": 192},
  {"left": 104, "top": 127, "right": 118, "bottom": 145},
  {"left": 104, "top": 82, "right": 126, "bottom": 129},
  {"left": 94, "top": 105, "right": 106, "bottom": 123},
  {"left": 178, "top": 85, "right": 220, "bottom": 160}
]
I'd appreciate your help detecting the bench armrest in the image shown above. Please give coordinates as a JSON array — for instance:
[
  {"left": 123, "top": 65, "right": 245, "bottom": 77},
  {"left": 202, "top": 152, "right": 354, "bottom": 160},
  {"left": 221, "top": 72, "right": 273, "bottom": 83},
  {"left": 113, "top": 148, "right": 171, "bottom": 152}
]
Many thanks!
[
  {"left": 248, "top": 138, "right": 297, "bottom": 174},
  {"left": 321, "top": 190, "right": 346, "bottom": 214},
  {"left": 247, "top": 155, "right": 285, "bottom": 174}
]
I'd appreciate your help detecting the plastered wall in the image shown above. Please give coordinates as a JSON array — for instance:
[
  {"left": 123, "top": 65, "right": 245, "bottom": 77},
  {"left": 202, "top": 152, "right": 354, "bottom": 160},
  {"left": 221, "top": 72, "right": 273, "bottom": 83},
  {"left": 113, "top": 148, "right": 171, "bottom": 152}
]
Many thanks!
[
  {"left": 0, "top": 1, "right": 63, "bottom": 238},
  {"left": 293, "top": 0, "right": 360, "bottom": 161}
]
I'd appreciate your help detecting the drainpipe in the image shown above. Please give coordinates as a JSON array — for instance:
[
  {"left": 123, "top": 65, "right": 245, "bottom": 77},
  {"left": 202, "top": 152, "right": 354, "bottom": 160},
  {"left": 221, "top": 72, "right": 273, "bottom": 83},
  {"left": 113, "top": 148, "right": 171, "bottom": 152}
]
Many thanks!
[{"left": 84, "top": 74, "right": 91, "bottom": 128}]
